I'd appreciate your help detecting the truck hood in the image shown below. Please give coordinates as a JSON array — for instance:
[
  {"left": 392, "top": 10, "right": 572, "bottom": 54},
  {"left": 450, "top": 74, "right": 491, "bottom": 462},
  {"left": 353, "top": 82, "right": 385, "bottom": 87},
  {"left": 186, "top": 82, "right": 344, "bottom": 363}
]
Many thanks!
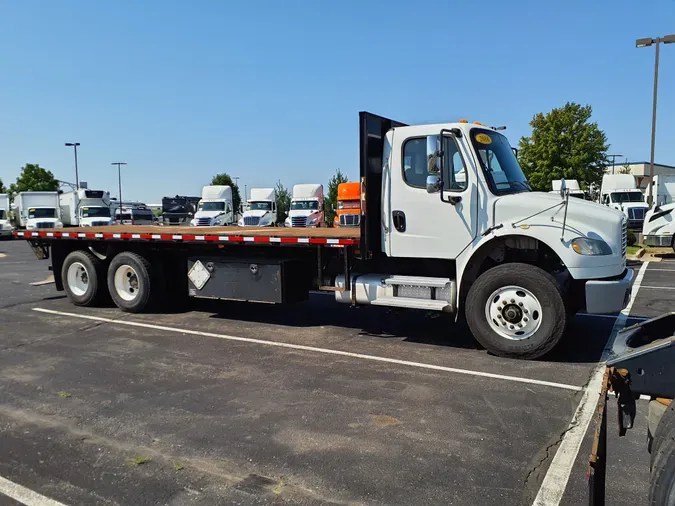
[
  {"left": 494, "top": 192, "right": 624, "bottom": 253},
  {"left": 80, "top": 217, "right": 113, "bottom": 226},
  {"left": 614, "top": 202, "right": 649, "bottom": 210},
  {"left": 644, "top": 203, "right": 675, "bottom": 235}
]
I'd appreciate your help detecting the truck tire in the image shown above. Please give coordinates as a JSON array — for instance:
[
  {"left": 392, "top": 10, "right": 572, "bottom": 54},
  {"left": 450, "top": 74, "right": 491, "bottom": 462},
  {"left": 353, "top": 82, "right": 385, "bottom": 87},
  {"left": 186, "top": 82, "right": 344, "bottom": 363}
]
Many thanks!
[
  {"left": 650, "top": 413, "right": 675, "bottom": 505},
  {"left": 107, "top": 252, "right": 154, "bottom": 313},
  {"left": 465, "top": 263, "right": 566, "bottom": 359},
  {"left": 651, "top": 403, "right": 675, "bottom": 468},
  {"left": 61, "top": 250, "right": 105, "bottom": 306}
]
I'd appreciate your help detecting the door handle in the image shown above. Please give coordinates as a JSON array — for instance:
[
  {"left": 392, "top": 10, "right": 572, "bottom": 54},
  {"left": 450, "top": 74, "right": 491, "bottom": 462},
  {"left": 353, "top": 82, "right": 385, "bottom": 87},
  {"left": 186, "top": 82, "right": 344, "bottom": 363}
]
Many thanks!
[{"left": 392, "top": 210, "right": 406, "bottom": 232}]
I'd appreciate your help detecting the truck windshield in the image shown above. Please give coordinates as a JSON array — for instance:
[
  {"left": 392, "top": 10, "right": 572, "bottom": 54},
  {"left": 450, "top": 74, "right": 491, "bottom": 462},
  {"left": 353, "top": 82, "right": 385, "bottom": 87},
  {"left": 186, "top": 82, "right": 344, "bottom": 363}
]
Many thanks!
[
  {"left": 249, "top": 201, "right": 272, "bottom": 211},
  {"left": 199, "top": 202, "right": 225, "bottom": 211},
  {"left": 611, "top": 192, "right": 643, "bottom": 203},
  {"left": 28, "top": 208, "right": 56, "bottom": 219},
  {"left": 470, "top": 129, "right": 531, "bottom": 195},
  {"left": 81, "top": 207, "right": 110, "bottom": 218},
  {"left": 291, "top": 201, "right": 319, "bottom": 210},
  {"left": 338, "top": 200, "right": 360, "bottom": 210}
]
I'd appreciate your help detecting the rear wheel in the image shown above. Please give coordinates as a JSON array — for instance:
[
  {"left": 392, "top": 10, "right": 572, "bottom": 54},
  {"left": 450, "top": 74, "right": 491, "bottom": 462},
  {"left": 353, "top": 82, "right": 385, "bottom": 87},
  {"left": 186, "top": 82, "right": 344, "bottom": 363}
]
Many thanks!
[
  {"left": 465, "top": 263, "right": 566, "bottom": 359},
  {"left": 61, "top": 250, "right": 105, "bottom": 306},
  {"left": 650, "top": 407, "right": 675, "bottom": 505},
  {"left": 107, "top": 252, "right": 154, "bottom": 312}
]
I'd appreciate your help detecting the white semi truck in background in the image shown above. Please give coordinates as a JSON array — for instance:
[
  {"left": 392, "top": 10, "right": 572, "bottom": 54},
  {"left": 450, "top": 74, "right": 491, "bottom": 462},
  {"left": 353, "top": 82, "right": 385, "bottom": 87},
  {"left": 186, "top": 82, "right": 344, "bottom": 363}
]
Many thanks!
[
  {"left": 17, "top": 112, "right": 632, "bottom": 361},
  {"left": 285, "top": 184, "right": 324, "bottom": 227},
  {"left": 0, "top": 194, "right": 12, "bottom": 238},
  {"left": 239, "top": 188, "right": 277, "bottom": 227},
  {"left": 11, "top": 192, "right": 62, "bottom": 230},
  {"left": 190, "top": 186, "right": 235, "bottom": 227},
  {"left": 551, "top": 179, "right": 586, "bottom": 199},
  {"left": 600, "top": 174, "right": 649, "bottom": 229},
  {"left": 642, "top": 202, "right": 675, "bottom": 251},
  {"left": 60, "top": 189, "right": 113, "bottom": 227}
]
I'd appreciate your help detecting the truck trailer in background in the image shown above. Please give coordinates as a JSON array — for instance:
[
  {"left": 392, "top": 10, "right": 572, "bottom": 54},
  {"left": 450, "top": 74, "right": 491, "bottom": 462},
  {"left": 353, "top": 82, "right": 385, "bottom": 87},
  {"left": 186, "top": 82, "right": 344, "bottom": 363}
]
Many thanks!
[
  {"left": 161, "top": 195, "right": 200, "bottom": 225},
  {"left": 286, "top": 184, "right": 324, "bottom": 227},
  {"left": 333, "top": 182, "right": 361, "bottom": 227},
  {"left": 190, "top": 186, "right": 235, "bottom": 227},
  {"left": 11, "top": 192, "right": 62, "bottom": 230},
  {"left": 59, "top": 189, "right": 113, "bottom": 227},
  {"left": 0, "top": 194, "right": 12, "bottom": 237},
  {"left": 239, "top": 188, "right": 277, "bottom": 227},
  {"left": 652, "top": 175, "right": 675, "bottom": 206}
]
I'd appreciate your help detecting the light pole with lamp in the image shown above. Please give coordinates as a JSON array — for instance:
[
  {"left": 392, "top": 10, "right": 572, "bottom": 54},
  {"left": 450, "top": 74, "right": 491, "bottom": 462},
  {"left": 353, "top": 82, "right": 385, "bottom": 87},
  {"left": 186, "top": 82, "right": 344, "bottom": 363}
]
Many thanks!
[{"left": 636, "top": 34, "right": 675, "bottom": 206}]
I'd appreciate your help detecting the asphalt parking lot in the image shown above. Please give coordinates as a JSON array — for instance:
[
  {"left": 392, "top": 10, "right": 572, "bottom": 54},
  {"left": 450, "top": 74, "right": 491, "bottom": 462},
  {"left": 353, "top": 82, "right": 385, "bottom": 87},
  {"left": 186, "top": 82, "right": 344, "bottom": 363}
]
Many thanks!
[{"left": 0, "top": 238, "right": 672, "bottom": 506}]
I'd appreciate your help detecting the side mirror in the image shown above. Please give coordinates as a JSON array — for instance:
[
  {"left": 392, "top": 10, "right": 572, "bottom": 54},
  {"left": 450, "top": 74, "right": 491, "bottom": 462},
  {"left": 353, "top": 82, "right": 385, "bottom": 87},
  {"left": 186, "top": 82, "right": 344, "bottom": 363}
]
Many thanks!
[
  {"left": 426, "top": 175, "right": 441, "bottom": 194},
  {"left": 426, "top": 135, "right": 441, "bottom": 174}
]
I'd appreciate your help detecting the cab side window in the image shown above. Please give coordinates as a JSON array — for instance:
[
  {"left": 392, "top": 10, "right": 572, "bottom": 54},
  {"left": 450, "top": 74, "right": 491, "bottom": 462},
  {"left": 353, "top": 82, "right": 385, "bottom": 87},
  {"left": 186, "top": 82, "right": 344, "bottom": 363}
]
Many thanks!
[{"left": 402, "top": 138, "right": 428, "bottom": 188}]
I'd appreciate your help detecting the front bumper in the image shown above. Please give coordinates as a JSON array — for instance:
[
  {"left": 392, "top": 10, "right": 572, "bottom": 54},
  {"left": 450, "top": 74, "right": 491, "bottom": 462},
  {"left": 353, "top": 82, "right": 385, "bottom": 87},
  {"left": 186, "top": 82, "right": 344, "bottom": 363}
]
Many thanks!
[
  {"left": 644, "top": 234, "right": 673, "bottom": 247},
  {"left": 584, "top": 268, "right": 634, "bottom": 314},
  {"left": 0, "top": 229, "right": 13, "bottom": 237}
]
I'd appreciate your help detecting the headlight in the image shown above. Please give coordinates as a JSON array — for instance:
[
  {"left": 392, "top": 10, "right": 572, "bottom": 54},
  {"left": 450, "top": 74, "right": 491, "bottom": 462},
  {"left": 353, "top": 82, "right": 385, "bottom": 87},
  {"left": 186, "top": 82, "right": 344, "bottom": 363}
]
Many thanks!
[
  {"left": 259, "top": 216, "right": 273, "bottom": 226},
  {"left": 571, "top": 237, "right": 613, "bottom": 256},
  {"left": 56, "top": 221, "right": 63, "bottom": 228},
  {"left": 189, "top": 219, "right": 196, "bottom": 226}
]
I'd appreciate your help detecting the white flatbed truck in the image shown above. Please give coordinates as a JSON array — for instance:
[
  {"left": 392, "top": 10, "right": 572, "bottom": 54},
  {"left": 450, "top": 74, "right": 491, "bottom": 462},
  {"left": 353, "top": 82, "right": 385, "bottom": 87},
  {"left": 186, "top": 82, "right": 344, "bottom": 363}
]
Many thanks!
[{"left": 16, "top": 112, "right": 633, "bottom": 359}]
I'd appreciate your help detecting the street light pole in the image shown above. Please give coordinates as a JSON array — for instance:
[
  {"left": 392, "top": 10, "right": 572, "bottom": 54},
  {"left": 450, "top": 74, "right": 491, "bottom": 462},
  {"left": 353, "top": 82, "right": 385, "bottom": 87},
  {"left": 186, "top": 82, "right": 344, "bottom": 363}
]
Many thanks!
[
  {"left": 65, "top": 142, "right": 81, "bottom": 188},
  {"left": 636, "top": 34, "right": 675, "bottom": 206},
  {"left": 111, "top": 162, "right": 127, "bottom": 218}
]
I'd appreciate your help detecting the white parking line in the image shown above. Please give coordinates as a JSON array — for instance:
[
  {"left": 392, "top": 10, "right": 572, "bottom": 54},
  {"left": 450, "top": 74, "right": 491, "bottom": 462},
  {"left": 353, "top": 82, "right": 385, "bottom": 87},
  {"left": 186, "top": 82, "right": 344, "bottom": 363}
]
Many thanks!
[
  {"left": 645, "top": 268, "right": 675, "bottom": 272},
  {"left": 639, "top": 285, "right": 675, "bottom": 290},
  {"left": 532, "top": 261, "right": 649, "bottom": 506},
  {"left": 32, "top": 307, "right": 583, "bottom": 392},
  {"left": 576, "top": 313, "right": 647, "bottom": 320},
  {"left": 0, "top": 475, "right": 68, "bottom": 506}
]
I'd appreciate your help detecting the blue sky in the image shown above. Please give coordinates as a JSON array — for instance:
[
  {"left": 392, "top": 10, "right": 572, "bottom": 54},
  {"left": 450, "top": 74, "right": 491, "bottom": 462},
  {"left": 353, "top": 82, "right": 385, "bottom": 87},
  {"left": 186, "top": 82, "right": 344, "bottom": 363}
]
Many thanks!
[{"left": 1, "top": 0, "right": 674, "bottom": 203}]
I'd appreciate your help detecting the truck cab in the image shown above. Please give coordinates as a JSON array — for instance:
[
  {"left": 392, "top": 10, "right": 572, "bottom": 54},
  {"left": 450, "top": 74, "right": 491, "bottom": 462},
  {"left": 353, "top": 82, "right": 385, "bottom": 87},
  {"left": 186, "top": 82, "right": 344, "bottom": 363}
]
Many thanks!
[
  {"left": 60, "top": 189, "right": 113, "bottom": 227},
  {"left": 335, "top": 112, "right": 631, "bottom": 358},
  {"left": 333, "top": 182, "right": 361, "bottom": 227},
  {"left": 0, "top": 194, "right": 13, "bottom": 237},
  {"left": 191, "top": 186, "right": 234, "bottom": 227},
  {"left": 643, "top": 202, "right": 675, "bottom": 250},
  {"left": 239, "top": 188, "right": 277, "bottom": 227},
  {"left": 600, "top": 174, "right": 649, "bottom": 229},
  {"left": 285, "top": 184, "right": 324, "bottom": 227},
  {"left": 12, "top": 192, "right": 62, "bottom": 230}
]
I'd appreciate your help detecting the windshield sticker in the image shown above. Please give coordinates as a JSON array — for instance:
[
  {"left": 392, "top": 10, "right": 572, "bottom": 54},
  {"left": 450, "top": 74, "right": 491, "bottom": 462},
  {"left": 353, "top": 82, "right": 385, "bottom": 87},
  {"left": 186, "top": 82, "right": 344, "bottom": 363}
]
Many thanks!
[{"left": 475, "top": 133, "right": 492, "bottom": 144}]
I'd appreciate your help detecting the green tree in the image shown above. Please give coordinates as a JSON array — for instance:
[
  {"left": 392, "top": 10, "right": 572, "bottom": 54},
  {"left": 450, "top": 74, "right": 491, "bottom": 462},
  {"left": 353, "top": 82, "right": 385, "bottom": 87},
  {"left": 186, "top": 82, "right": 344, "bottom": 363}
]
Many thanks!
[
  {"left": 0, "top": 177, "right": 6, "bottom": 194},
  {"left": 8, "top": 164, "right": 59, "bottom": 195},
  {"left": 210, "top": 173, "right": 241, "bottom": 215},
  {"left": 325, "top": 168, "right": 348, "bottom": 226},
  {"left": 518, "top": 102, "right": 609, "bottom": 191},
  {"left": 275, "top": 180, "right": 291, "bottom": 225},
  {"left": 618, "top": 163, "right": 632, "bottom": 175}
]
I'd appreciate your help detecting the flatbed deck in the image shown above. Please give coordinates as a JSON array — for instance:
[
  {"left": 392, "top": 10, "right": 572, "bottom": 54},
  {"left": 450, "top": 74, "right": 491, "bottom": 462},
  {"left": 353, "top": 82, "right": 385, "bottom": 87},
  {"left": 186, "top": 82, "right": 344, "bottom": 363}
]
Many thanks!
[{"left": 14, "top": 225, "right": 360, "bottom": 246}]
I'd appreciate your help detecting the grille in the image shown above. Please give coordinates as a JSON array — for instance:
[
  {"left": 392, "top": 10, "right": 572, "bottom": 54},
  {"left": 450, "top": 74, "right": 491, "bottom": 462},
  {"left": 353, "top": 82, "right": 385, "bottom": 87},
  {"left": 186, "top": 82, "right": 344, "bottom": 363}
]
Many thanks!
[
  {"left": 621, "top": 220, "right": 627, "bottom": 257},
  {"left": 291, "top": 217, "right": 307, "bottom": 227},
  {"left": 244, "top": 216, "right": 260, "bottom": 226},
  {"left": 339, "top": 214, "right": 360, "bottom": 227},
  {"left": 628, "top": 208, "right": 646, "bottom": 221},
  {"left": 92, "top": 221, "right": 110, "bottom": 227},
  {"left": 196, "top": 218, "right": 212, "bottom": 226},
  {"left": 36, "top": 222, "right": 55, "bottom": 229}
]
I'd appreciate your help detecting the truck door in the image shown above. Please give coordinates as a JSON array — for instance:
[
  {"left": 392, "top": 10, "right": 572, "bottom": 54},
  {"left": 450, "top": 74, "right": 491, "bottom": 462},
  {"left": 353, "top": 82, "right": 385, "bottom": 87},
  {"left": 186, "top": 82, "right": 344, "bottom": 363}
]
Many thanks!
[{"left": 388, "top": 130, "right": 477, "bottom": 259}]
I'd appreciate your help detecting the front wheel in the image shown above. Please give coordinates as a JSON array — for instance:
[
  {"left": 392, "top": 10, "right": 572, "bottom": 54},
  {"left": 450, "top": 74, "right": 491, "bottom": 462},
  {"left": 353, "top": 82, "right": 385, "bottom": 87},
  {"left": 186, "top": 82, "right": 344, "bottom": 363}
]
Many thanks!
[{"left": 465, "top": 263, "right": 566, "bottom": 359}]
